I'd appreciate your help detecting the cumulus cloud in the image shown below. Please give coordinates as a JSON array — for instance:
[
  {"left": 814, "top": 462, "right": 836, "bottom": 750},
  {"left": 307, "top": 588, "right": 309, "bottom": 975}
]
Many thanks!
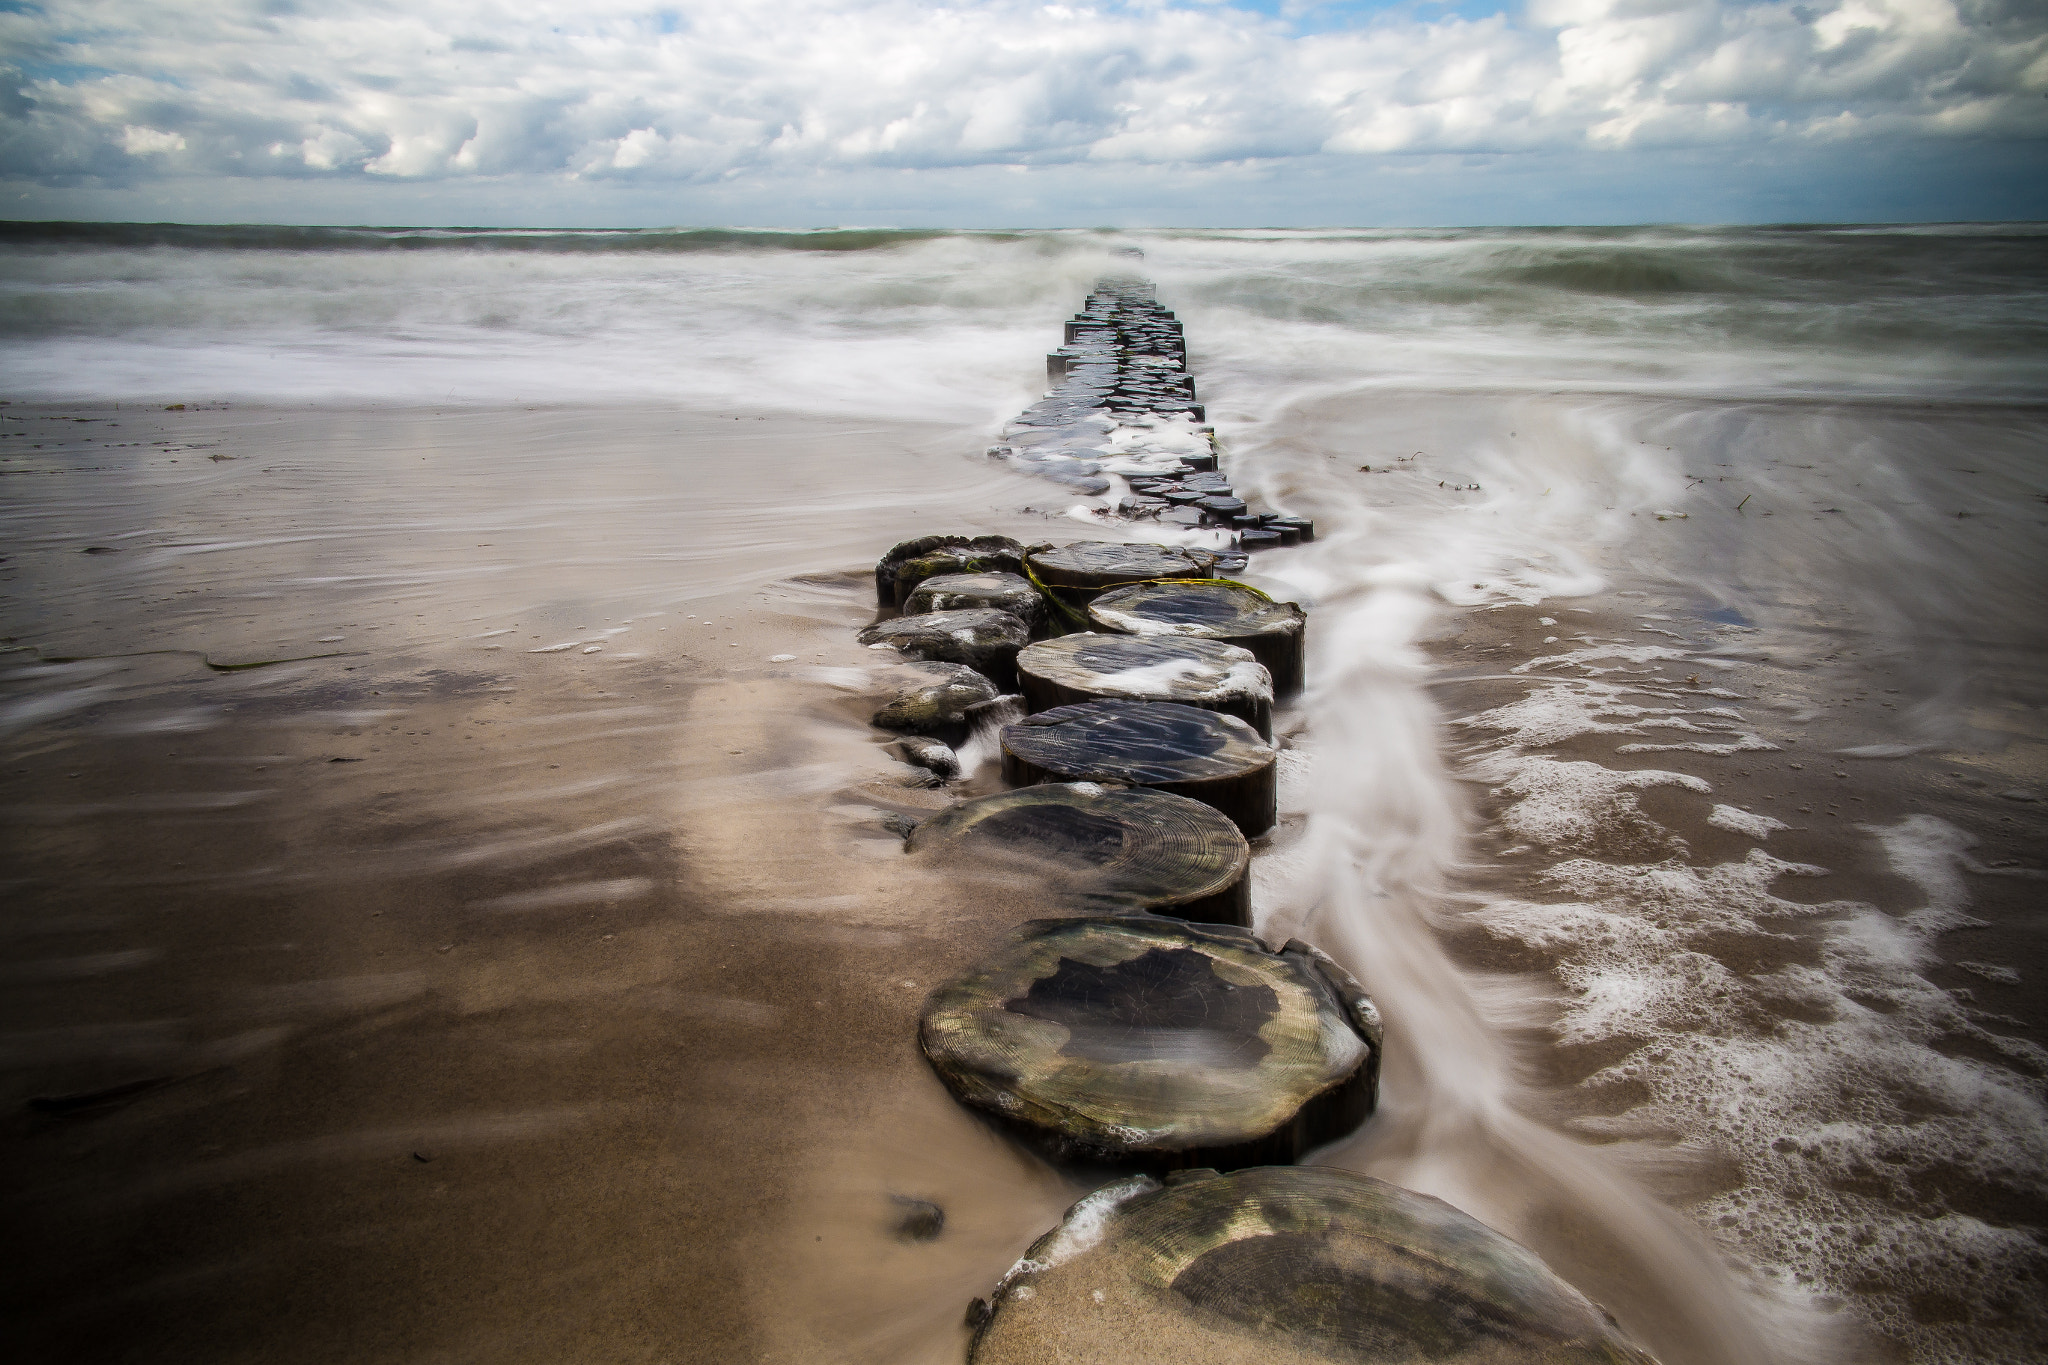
[{"left": 0, "top": 0, "right": 2040, "bottom": 189}]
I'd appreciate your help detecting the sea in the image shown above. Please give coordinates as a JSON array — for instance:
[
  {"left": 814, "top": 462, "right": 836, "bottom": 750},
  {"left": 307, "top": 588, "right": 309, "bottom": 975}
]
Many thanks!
[{"left": 1, "top": 221, "right": 2044, "bottom": 1364}]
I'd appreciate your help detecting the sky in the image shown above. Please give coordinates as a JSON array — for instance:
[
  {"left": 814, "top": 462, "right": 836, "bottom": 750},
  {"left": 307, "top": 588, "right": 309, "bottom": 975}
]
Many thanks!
[{"left": 2, "top": 0, "right": 2044, "bottom": 227}]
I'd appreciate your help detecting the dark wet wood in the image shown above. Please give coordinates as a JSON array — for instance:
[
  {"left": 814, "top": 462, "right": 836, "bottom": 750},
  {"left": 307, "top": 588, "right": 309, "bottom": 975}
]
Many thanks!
[
  {"left": 898, "top": 735, "right": 960, "bottom": 780},
  {"left": 875, "top": 534, "right": 1026, "bottom": 606},
  {"left": 870, "top": 661, "right": 999, "bottom": 742},
  {"left": 921, "top": 918, "right": 1380, "bottom": 1171},
  {"left": 904, "top": 571, "right": 1046, "bottom": 632},
  {"left": 906, "top": 783, "right": 1251, "bottom": 926},
  {"left": 1001, "top": 700, "right": 1276, "bottom": 836},
  {"left": 969, "top": 1166, "right": 1661, "bottom": 1365},
  {"left": 1087, "top": 581, "right": 1307, "bottom": 696},
  {"left": 1016, "top": 633, "right": 1273, "bottom": 739},
  {"left": 1025, "top": 541, "right": 1213, "bottom": 594},
  {"left": 858, "top": 609, "right": 1031, "bottom": 691}
]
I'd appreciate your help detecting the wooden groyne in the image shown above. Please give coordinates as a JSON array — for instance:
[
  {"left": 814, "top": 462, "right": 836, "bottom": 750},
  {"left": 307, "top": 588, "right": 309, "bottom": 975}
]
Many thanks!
[
  {"left": 853, "top": 274, "right": 1659, "bottom": 1363},
  {"left": 988, "top": 277, "right": 1312, "bottom": 555}
]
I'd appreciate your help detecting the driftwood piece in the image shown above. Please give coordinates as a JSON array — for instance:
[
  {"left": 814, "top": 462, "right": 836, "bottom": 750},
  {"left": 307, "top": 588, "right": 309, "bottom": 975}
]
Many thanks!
[
  {"left": 871, "top": 661, "right": 1000, "bottom": 742},
  {"left": 1016, "top": 634, "right": 1273, "bottom": 739},
  {"left": 898, "top": 735, "right": 961, "bottom": 780},
  {"left": 905, "top": 571, "right": 1046, "bottom": 631},
  {"left": 1087, "top": 581, "right": 1307, "bottom": 696},
  {"left": 968, "top": 1166, "right": 1660, "bottom": 1365},
  {"left": 859, "top": 610, "right": 1031, "bottom": 691},
  {"left": 1026, "top": 541, "right": 1213, "bottom": 594},
  {"left": 875, "top": 534, "right": 1026, "bottom": 607},
  {"left": 1001, "top": 700, "right": 1276, "bottom": 836},
  {"left": 920, "top": 917, "right": 1380, "bottom": 1169},
  {"left": 906, "top": 782, "right": 1251, "bottom": 925}
]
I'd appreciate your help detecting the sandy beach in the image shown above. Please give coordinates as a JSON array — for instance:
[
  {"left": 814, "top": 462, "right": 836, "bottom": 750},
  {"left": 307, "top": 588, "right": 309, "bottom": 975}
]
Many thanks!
[
  {"left": 0, "top": 400, "right": 1100, "bottom": 1364},
  {"left": 4, "top": 224, "right": 2045, "bottom": 1365}
]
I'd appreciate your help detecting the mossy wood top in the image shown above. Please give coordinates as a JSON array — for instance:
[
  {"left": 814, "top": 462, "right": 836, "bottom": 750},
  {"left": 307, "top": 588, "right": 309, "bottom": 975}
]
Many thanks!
[{"left": 875, "top": 534, "right": 1026, "bottom": 606}]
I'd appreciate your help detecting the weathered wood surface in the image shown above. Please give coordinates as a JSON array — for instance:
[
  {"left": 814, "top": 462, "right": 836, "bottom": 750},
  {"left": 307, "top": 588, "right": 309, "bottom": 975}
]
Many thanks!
[
  {"left": 968, "top": 1166, "right": 1660, "bottom": 1365},
  {"left": 1016, "top": 633, "right": 1273, "bottom": 740},
  {"left": 920, "top": 917, "right": 1380, "bottom": 1169},
  {"left": 858, "top": 609, "right": 1031, "bottom": 690},
  {"left": 906, "top": 782, "right": 1251, "bottom": 926},
  {"left": 1026, "top": 541, "right": 1214, "bottom": 593},
  {"left": 875, "top": 534, "right": 1026, "bottom": 607},
  {"left": 870, "top": 661, "right": 1000, "bottom": 741},
  {"left": 1087, "top": 581, "right": 1307, "bottom": 696},
  {"left": 904, "top": 571, "right": 1046, "bottom": 631},
  {"left": 1001, "top": 700, "right": 1277, "bottom": 836}
]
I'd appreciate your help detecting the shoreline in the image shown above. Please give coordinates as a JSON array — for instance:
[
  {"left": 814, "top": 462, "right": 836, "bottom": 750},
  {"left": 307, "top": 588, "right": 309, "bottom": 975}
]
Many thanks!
[{"left": 2, "top": 387, "right": 2043, "bottom": 1362}]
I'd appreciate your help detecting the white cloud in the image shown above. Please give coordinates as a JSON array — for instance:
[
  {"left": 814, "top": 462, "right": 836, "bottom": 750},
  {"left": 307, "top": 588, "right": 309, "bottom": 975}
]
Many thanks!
[
  {"left": 1, "top": 0, "right": 2041, "bottom": 191},
  {"left": 118, "top": 124, "right": 186, "bottom": 156}
]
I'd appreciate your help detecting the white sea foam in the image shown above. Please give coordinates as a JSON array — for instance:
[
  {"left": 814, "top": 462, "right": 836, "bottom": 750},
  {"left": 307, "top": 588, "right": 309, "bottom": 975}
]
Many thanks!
[
  {"left": 1708, "top": 804, "right": 1789, "bottom": 839},
  {"left": 1472, "top": 820, "right": 2048, "bottom": 1360},
  {"left": 1459, "top": 678, "right": 1775, "bottom": 756},
  {"left": 1476, "top": 753, "right": 1709, "bottom": 857}
]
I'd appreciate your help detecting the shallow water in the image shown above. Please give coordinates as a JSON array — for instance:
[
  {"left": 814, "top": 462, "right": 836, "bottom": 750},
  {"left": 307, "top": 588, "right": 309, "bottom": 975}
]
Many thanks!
[{"left": 2, "top": 225, "right": 2045, "bottom": 1364}]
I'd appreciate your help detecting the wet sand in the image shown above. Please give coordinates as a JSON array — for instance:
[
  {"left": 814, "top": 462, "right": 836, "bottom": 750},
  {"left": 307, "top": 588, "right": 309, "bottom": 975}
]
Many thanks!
[
  {"left": 5, "top": 395, "right": 2045, "bottom": 1364},
  {"left": 0, "top": 401, "right": 1088, "bottom": 1364}
]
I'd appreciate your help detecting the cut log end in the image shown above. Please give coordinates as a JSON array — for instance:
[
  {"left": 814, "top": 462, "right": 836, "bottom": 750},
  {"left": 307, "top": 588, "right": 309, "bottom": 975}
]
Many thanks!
[
  {"left": 858, "top": 609, "right": 1031, "bottom": 691},
  {"left": 1026, "top": 541, "right": 1215, "bottom": 593},
  {"left": 876, "top": 534, "right": 1027, "bottom": 606},
  {"left": 1001, "top": 699, "right": 1277, "bottom": 836},
  {"left": 1087, "top": 581, "right": 1306, "bottom": 697},
  {"left": 871, "top": 661, "right": 1000, "bottom": 742},
  {"left": 904, "top": 571, "right": 1047, "bottom": 630},
  {"left": 970, "top": 1167, "right": 1662, "bottom": 1365},
  {"left": 920, "top": 917, "right": 1380, "bottom": 1170},
  {"left": 1017, "top": 633, "right": 1273, "bottom": 739},
  {"left": 906, "top": 783, "right": 1250, "bottom": 925}
]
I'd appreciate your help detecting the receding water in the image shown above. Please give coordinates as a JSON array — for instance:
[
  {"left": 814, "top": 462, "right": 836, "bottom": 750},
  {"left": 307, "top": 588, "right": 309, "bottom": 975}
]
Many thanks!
[{"left": 1, "top": 224, "right": 2044, "bottom": 1365}]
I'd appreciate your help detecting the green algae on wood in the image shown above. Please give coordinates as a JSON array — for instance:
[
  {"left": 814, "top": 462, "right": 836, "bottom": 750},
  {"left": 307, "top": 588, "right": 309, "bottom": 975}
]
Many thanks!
[
  {"left": 870, "top": 661, "right": 1000, "bottom": 742},
  {"left": 969, "top": 1166, "right": 1660, "bottom": 1365},
  {"left": 875, "top": 534, "right": 1027, "bottom": 607},
  {"left": 906, "top": 782, "right": 1251, "bottom": 926},
  {"left": 920, "top": 917, "right": 1380, "bottom": 1170},
  {"left": 1087, "top": 580, "right": 1307, "bottom": 696},
  {"left": 1016, "top": 633, "right": 1273, "bottom": 739},
  {"left": 1001, "top": 699, "right": 1277, "bottom": 836}
]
